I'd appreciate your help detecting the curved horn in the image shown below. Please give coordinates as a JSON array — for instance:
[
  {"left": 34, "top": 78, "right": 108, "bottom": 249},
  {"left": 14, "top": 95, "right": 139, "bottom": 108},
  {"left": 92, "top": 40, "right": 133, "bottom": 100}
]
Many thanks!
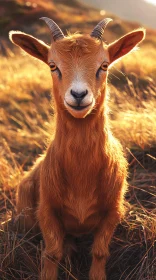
[
  {"left": 91, "top": 18, "right": 113, "bottom": 40},
  {"left": 40, "top": 17, "right": 64, "bottom": 41}
]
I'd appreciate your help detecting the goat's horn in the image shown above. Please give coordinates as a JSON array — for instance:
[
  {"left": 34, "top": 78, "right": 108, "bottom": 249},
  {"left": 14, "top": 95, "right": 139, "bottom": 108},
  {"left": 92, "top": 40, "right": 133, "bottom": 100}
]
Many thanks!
[
  {"left": 91, "top": 18, "right": 113, "bottom": 40},
  {"left": 40, "top": 17, "right": 64, "bottom": 41}
]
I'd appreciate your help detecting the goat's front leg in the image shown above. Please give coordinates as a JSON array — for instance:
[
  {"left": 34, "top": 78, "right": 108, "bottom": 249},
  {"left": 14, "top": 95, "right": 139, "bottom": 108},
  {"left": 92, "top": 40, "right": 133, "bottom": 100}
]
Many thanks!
[
  {"left": 38, "top": 204, "right": 64, "bottom": 280},
  {"left": 89, "top": 209, "right": 121, "bottom": 280}
]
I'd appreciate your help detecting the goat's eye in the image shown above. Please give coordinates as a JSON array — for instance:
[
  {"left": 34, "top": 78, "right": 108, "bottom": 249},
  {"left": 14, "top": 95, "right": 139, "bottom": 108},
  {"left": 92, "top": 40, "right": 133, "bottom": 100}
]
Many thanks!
[
  {"left": 100, "top": 62, "right": 109, "bottom": 71},
  {"left": 50, "top": 63, "right": 57, "bottom": 72}
]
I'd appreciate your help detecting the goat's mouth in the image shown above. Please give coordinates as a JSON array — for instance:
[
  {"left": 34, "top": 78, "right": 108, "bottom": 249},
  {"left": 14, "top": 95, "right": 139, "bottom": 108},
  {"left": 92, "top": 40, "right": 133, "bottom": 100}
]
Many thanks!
[
  {"left": 65, "top": 102, "right": 92, "bottom": 111},
  {"left": 64, "top": 99, "right": 94, "bottom": 118}
]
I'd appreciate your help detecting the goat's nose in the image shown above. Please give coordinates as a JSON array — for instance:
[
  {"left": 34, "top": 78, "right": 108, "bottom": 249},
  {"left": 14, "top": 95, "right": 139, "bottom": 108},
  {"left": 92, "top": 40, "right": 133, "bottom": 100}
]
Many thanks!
[{"left": 70, "top": 90, "right": 88, "bottom": 104}]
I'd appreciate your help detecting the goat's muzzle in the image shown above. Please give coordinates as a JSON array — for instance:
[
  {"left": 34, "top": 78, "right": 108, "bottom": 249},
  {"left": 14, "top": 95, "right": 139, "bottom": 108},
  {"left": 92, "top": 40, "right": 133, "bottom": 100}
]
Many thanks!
[
  {"left": 70, "top": 89, "right": 88, "bottom": 106},
  {"left": 64, "top": 86, "right": 94, "bottom": 118}
]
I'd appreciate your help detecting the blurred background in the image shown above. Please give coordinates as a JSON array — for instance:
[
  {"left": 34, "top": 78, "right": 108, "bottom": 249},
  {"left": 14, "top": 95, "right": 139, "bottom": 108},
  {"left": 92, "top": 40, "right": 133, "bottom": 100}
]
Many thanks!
[
  {"left": 0, "top": 1, "right": 156, "bottom": 280},
  {"left": 83, "top": 0, "right": 156, "bottom": 28}
]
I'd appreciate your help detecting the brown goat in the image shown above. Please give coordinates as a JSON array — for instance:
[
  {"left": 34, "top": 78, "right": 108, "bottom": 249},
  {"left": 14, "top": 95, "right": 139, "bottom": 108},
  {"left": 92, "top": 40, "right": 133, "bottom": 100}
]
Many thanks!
[{"left": 9, "top": 18, "right": 145, "bottom": 280}]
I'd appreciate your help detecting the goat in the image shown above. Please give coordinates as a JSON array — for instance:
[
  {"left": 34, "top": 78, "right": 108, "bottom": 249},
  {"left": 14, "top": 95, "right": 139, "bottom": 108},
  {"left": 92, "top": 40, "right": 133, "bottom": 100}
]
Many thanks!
[{"left": 9, "top": 18, "right": 145, "bottom": 280}]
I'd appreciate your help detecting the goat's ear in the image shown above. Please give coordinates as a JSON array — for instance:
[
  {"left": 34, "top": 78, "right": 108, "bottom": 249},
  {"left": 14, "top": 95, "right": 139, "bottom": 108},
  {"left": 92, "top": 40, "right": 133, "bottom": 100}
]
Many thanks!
[
  {"left": 9, "top": 31, "right": 49, "bottom": 64},
  {"left": 108, "top": 29, "right": 145, "bottom": 64}
]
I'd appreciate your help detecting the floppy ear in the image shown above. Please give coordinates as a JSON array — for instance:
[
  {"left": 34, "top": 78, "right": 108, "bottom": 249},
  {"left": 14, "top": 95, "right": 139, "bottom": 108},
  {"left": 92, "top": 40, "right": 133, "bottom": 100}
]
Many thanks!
[
  {"left": 9, "top": 31, "right": 49, "bottom": 64},
  {"left": 108, "top": 29, "right": 146, "bottom": 64}
]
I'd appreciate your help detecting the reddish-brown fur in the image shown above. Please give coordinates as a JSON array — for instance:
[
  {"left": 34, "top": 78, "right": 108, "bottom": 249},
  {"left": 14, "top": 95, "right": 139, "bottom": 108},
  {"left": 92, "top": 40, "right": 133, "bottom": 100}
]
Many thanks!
[{"left": 10, "top": 26, "right": 145, "bottom": 280}]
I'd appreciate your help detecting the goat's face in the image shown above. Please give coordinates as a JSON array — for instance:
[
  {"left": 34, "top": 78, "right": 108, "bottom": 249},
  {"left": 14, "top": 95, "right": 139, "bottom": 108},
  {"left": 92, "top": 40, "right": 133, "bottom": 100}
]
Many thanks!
[
  {"left": 48, "top": 35, "right": 109, "bottom": 118},
  {"left": 10, "top": 18, "right": 145, "bottom": 119}
]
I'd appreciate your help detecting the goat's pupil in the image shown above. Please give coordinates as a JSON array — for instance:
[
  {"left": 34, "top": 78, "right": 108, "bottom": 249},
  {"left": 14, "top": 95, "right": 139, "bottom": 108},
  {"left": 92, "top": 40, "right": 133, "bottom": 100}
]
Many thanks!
[
  {"left": 50, "top": 64, "right": 56, "bottom": 71},
  {"left": 102, "top": 64, "right": 107, "bottom": 69}
]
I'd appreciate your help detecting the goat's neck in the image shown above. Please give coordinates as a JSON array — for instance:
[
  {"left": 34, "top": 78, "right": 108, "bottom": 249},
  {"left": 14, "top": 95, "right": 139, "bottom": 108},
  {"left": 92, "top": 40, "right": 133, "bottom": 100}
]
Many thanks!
[{"left": 53, "top": 90, "right": 109, "bottom": 151}]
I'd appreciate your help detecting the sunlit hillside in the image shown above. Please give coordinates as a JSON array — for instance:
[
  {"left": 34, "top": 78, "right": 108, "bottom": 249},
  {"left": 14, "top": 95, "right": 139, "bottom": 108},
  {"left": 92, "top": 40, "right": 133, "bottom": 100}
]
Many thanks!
[
  {"left": 0, "top": 0, "right": 156, "bottom": 280},
  {"left": 83, "top": 0, "right": 156, "bottom": 28}
]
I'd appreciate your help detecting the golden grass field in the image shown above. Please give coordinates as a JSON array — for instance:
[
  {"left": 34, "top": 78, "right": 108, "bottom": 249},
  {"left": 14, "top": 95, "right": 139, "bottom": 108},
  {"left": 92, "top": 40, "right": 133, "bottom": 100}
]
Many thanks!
[{"left": 0, "top": 0, "right": 156, "bottom": 279}]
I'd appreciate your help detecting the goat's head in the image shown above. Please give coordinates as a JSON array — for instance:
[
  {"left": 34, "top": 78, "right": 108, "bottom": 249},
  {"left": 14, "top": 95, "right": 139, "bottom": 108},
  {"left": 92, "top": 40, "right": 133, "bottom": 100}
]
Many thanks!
[{"left": 9, "top": 19, "right": 145, "bottom": 118}]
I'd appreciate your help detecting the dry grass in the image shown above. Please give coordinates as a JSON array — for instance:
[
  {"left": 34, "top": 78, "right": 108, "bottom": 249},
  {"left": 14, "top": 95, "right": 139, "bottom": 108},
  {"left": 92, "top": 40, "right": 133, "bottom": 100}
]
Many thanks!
[{"left": 0, "top": 1, "right": 156, "bottom": 279}]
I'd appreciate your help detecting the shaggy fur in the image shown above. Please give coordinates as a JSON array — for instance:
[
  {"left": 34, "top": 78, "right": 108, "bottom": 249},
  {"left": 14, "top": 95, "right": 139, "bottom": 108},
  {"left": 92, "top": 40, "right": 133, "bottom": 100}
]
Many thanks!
[{"left": 9, "top": 25, "right": 145, "bottom": 280}]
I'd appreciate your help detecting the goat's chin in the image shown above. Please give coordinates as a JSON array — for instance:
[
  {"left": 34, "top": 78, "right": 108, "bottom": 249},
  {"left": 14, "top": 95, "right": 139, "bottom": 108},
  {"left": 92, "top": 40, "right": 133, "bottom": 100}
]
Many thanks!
[
  {"left": 69, "top": 108, "right": 92, "bottom": 118},
  {"left": 64, "top": 101, "right": 94, "bottom": 119}
]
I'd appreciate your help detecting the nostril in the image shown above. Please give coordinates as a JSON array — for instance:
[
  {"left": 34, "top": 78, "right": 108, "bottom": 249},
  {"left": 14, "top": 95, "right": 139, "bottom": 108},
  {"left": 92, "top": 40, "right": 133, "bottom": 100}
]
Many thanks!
[
  {"left": 71, "top": 90, "right": 79, "bottom": 99},
  {"left": 70, "top": 89, "right": 75, "bottom": 98},
  {"left": 81, "top": 90, "right": 88, "bottom": 98}
]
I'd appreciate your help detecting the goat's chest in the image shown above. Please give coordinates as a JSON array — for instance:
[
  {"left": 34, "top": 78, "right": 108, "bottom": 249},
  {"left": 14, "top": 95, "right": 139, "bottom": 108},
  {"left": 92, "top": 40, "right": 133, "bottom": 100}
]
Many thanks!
[
  {"left": 59, "top": 144, "right": 105, "bottom": 234},
  {"left": 61, "top": 181, "right": 101, "bottom": 235}
]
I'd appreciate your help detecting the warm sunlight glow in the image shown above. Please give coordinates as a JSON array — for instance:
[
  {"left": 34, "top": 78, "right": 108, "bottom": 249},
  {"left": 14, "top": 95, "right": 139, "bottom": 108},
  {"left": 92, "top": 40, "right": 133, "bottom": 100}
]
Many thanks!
[{"left": 145, "top": 0, "right": 156, "bottom": 5}]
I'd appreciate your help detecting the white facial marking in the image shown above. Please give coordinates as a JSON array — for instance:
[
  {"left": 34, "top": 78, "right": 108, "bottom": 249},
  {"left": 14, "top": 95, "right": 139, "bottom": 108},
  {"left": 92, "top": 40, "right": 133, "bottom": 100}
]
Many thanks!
[
  {"left": 64, "top": 79, "right": 93, "bottom": 107},
  {"left": 70, "top": 80, "right": 89, "bottom": 93}
]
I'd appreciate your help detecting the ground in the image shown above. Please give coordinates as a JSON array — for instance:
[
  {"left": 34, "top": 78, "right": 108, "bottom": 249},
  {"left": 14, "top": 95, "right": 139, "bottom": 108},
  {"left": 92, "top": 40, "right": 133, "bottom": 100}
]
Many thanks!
[{"left": 0, "top": 0, "right": 156, "bottom": 279}]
